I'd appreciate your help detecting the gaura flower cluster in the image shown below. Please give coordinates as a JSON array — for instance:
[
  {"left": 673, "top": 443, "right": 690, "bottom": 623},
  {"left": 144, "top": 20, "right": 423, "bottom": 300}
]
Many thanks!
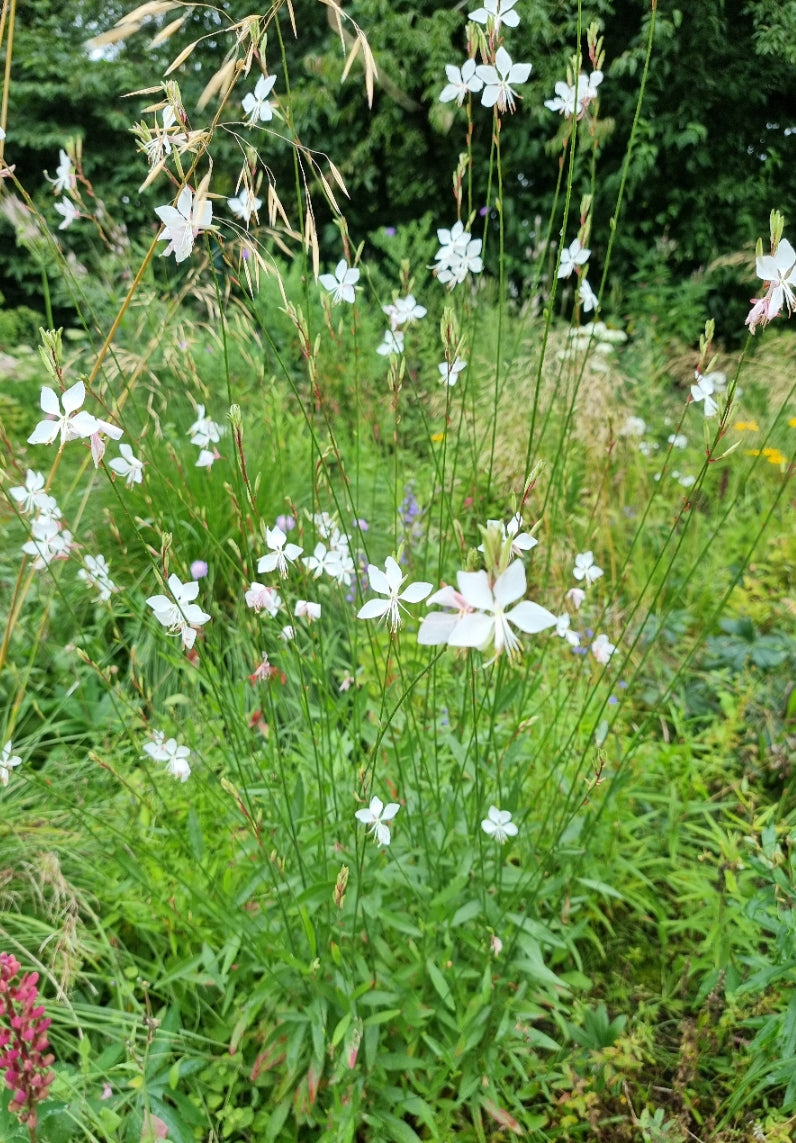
[
  {"left": 155, "top": 186, "right": 213, "bottom": 264},
  {"left": 440, "top": 5, "right": 530, "bottom": 115},
  {"left": 746, "top": 235, "right": 796, "bottom": 333},
  {"left": 143, "top": 730, "right": 192, "bottom": 781}
]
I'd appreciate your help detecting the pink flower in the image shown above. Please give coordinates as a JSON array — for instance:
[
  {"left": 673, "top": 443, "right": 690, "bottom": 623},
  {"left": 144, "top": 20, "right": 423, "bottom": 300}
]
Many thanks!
[{"left": 0, "top": 953, "right": 55, "bottom": 1131}]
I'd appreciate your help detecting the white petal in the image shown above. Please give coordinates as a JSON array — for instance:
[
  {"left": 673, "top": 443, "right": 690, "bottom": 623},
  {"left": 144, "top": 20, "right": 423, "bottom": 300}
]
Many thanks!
[
  {"left": 506, "top": 600, "right": 557, "bottom": 634},
  {"left": 492, "top": 560, "right": 526, "bottom": 609},
  {"left": 357, "top": 599, "right": 390, "bottom": 620},
  {"left": 400, "top": 581, "right": 432, "bottom": 603},
  {"left": 447, "top": 612, "right": 494, "bottom": 648},
  {"left": 367, "top": 565, "right": 391, "bottom": 596},
  {"left": 417, "top": 613, "right": 460, "bottom": 645},
  {"left": 456, "top": 569, "right": 494, "bottom": 612},
  {"left": 61, "top": 380, "right": 86, "bottom": 414},
  {"left": 39, "top": 386, "right": 61, "bottom": 416}
]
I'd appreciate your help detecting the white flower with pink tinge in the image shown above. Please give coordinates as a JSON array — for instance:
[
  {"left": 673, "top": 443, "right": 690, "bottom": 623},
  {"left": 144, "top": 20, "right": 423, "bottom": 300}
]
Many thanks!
[
  {"left": 444, "top": 560, "right": 557, "bottom": 660},
  {"left": 746, "top": 237, "right": 796, "bottom": 332}
]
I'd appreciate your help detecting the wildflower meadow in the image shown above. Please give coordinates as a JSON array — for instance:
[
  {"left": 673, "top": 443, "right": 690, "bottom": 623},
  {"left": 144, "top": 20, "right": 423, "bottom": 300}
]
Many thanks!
[{"left": 1, "top": 1, "right": 795, "bottom": 1140}]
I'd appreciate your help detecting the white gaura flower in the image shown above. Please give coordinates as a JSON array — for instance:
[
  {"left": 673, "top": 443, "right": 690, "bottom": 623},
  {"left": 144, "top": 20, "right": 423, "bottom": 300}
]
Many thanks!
[
  {"left": 242, "top": 74, "right": 277, "bottom": 124},
  {"left": 553, "top": 613, "right": 580, "bottom": 647},
  {"left": 753, "top": 236, "right": 796, "bottom": 324},
  {"left": 579, "top": 278, "right": 598, "bottom": 312},
  {"left": 163, "top": 738, "right": 191, "bottom": 781},
  {"left": 558, "top": 238, "right": 590, "bottom": 279},
  {"left": 77, "top": 554, "right": 117, "bottom": 602},
  {"left": 691, "top": 372, "right": 719, "bottom": 417},
  {"left": 438, "top": 357, "right": 466, "bottom": 386},
  {"left": 469, "top": 0, "right": 520, "bottom": 31},
  {"left": 545, "top": 72, "right": 603, "bottom": 119},
  {"left": 591, "top": 633, "right": 616, "bottom": 664},
  {"left": 319, "top": 259, "right": 360, "bottom": 304},
  {"left": 108, "top": 443, "right": 143, "bottom": 487},
  {"left": 257, "top": 526, "right": 303, "bottom": 577},
  {"left": 481, "top": 513, "right": 538, "bottom": 559},
  {"left": 447, "top": 560, "right": 557, "bottom": 660},
  {"left": 146, "top": 573, "right": 211, "bottom": 651},
  {"left": 188, "top": 404, "right": 222, "bottom": 448},
  {"left": 245, "top": 582, "right": 282, "bottom": 616},
  {"left": 476, "top": 47, "right": 532, "bottom": 114},
  {"left": 45, "top": 149, "right": 75, "bottom": 194},
  {"left": 9, "top": 470, "right": 49, "bottom": 515},
  {"left": 227, "top": 187, "right": 262, "bottom": 223},
  {"left": 55, "top": 199, "right": 79, "bottom": 230},
  {"left": 376, "top": 330, "right": 404, "bottom": 356},
  {"left": 357, "top": 556, "right": 432, "bottom": 632},
  {"left": 566, "top": 586, "right": 586, "bottom": 610},
  {"left": 21, "top": 516, "right": 74, "bottom": 569},
  {"left": 154, "top": 186, "right": 213, "bottom": 264},
  {"left": 383, "top": 295, "right": 427, "bottom": 329},
  {"left": 573, "top": 551, "right": 603, "bottom": 585},
  {"left": 28, "top": 380, "right": 100, "bottom": 447},
  {"left": 303, "top": 542, "right": 343, "bottom": 580},
  {"left": 481, "top": 806, "right": 518, "bottom": 843},
  {"left": 0, "top": 741, "right": 22, "bottom": 787},
  {"left": 143, "top": 730, "right": 169, "bottom": 761},
  {"left": 435, "top": 221, "right": 483, "bottom": 289},
  {"left": 89, "top": 419, "right": 124, "bottom": 468},
  {"left": 294, "top": 599, "right": 322, "bottom": 621},
  {"left": 355, "top": 795, "right": 400, "bottom": 847},
  {"left": 439, "top": 59, "right": 484, "bottom": 106}
]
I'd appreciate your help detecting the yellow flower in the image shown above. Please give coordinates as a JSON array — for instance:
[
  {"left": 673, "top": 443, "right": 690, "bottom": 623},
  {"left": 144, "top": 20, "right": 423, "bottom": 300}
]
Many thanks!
[
  {"left": 431, "top": 431, "right": 445, "bottom": 443},
  {"left": 746, "top": 447, "right": 787, "bottom": 466},
  {"left": 789, "top": 417, "right": 796, "bottom": 428},
  {"left": 734, "top": 420, "right": 759, "bottom": 432}
]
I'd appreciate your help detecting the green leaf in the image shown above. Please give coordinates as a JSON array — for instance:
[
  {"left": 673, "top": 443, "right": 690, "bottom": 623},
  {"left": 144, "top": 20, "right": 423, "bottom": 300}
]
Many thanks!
[{"left": 425, "top": 959, "right": 455, "bottom": 1011}]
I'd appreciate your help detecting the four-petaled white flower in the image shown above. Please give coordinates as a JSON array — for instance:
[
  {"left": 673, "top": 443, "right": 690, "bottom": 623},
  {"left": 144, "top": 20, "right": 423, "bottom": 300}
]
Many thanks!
[
  {"left": 481, "top": 805, "right": 518, "bottom": 844},
  {"left": 357, "top": 556, "right": 432, "bottom": 632},
  {"left": 55, "top": 199, "right": 79, "bottom": 230},
  {"left": 77, "top": 554, "right": 117, "bottom": 602},
  {"left": 591, "top": 633, "right": 615, "bottom": 664},
  {"left": 9, "top": 470, "right": 50, "bottom": 515},
  {"left": 245, "top": 582, "right": 282, "bottom": 616},
  {"left": 558, "top": 238, "right": 590, "bottom": 279},
  {"left": 355, "top": 795, "right": 400, "bottom": 847},
  {"left": 383, "top": 295, "right": 427, "bottom": 329},
  {"left": 46, "top": 149, "right": 75, "bottom": 194},
  {"left": 554, "top": 613, "right": 580, "bottom": 647},
  {"left": 144, "top": 733, "right": 191, "bottom": 781},
  {"left": 573, "top": 551, "right": 603, "bottom": 585},
  {"left": 746, "top": 237, "right": 796, "bottom": 332},
  {"left": 228, "top": 187, "right": 262, "bottom": 223},
  {"left": 108, "top": 443, "right": 143, "bottom": 488},
  {"left": 319, "top": 260, "right": 360, "bottom": 304},
  {"left": 481, "top": 514, "right": 538, "bottom": 560},
  {"left": 691, "top": 372, "right": 719, "bottom": 418},
  {"left": 146, "top": 573, "right": 211, "bottom": 651},
  {"left": 446, "top": 561, "right": 556, "bottom": 659},
  {"left": 0, "top": 741, "right": 22, "bottom": 787},
  {"left": 154, "top": 186, "right": 213, "bottom": 264},
  {"left": 243, "top": 74, "right": 277, "bottom": 124},
  {"left": 476, "top": 47, "right": 532, "bottom": 114},
  {"left": 188, "top": 404, "right": 222, "bottom": 448},
  {"left": 21, "top": 516, "right": 73, "bottom": 568},
  {"left": 295, "top": 599, "right": 322, "bottom": 621},
  {"left": 257, "top": 526, "right": 303, "bottom": 577},
  {"left": 579, "top": 278, "right": 598, "bottom": 312},
  {"left": 439, "top": 59, "right": 484, "bottom": 106},
  {"left": 438, "top": 357, "right": 467, "bottom": 386},
  {"left": 376, "top": 330, "right": 405, "bottom": 357},
  {"left": 435, "top": 221, "right": 483, "bottom": 289},
  {"left": 89, "top": 420, "right": 124, "bottom": 468},
  {"left": 545, "top": 72, "right": 603, "bottom": 119},
  {"left": 28, "top": 381, "right": 100, "bottom": 447},
  {"left": 469, "top": 0, "right": 520, "bottom": 31}
]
